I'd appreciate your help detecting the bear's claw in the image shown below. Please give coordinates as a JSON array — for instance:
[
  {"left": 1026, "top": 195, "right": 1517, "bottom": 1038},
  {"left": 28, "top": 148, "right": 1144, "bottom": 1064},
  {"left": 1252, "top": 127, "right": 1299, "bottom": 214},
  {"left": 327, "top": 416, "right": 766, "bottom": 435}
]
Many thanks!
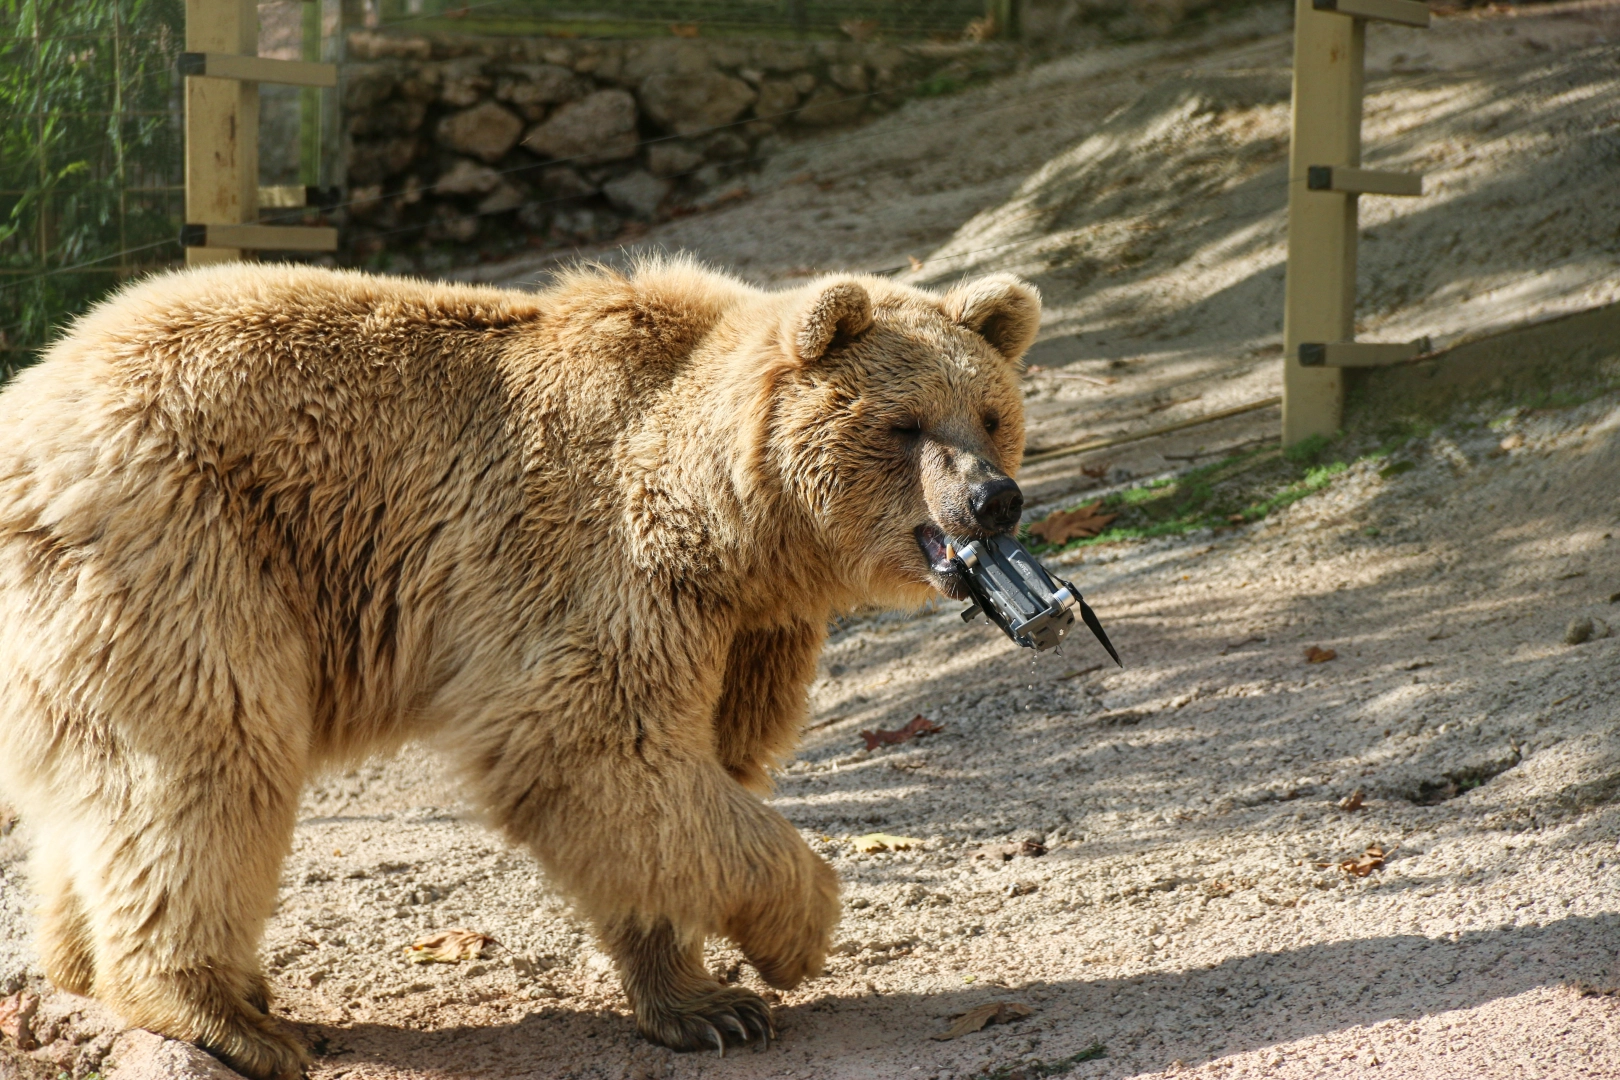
[{"left": 638, "top": 984, "right": 776, "bottom": 1056}]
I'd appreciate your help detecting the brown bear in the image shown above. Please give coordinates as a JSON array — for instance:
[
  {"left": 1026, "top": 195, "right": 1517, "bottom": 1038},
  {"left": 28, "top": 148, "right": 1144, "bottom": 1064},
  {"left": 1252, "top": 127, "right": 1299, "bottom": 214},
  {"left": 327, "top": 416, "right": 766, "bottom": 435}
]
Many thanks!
[{"left": 0, "top": 258, "right": 1039, "bottom": 1079}]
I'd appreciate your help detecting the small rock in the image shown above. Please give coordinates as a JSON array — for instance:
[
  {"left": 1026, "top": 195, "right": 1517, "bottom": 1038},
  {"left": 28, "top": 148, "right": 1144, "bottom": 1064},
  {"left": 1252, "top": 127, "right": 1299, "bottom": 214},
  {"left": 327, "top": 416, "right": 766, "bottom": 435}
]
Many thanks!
[
  {"left": 434, "top": 157, "right": 502, "bottom": 196},
  {"left": 523, "top": 89, "right": 639, "bottom": 164},
  {"left": 347, "top": 137, "right": 417, "bottom": 185},
  {"left": 1499, "top": 432, "right": 1525, "bottom": 451},
  {"left": 436, "top": 101, "right": 524, "bottom": 164},
  {"left": 645, "top": 141, "right": 705, "bottom": 179},
  {"left": 638, "top": 71, "right": 757, "bottom": 136},
  {"left": 476, "top": 182, "right": 527, "bottom": 215},
  {"left": 603, "top": 170, "right": 671, "bottom": 218},
  {"left": 827, "top": 62, "right": 869, "bottom": 92},
  {"left": 439, "top": 58, "right": 491, "bottom": 107},
  {"left": 1566, "top": 616, "right": 1595, "bottom": 645},
  {"left": 796, "top": 84, "right": 866, "bottom": 126},
  {"left": 754, "top": 78, "right": 801, "bottom": 119},
  {"left": 536, "top": 165, "right": 597, "bottom": 198},
  {"left": 790, "top": 71, "right": 818, "bottom": 95},
  {"left": 104, "top": 1029, "right": 248, "bottom": 1080},
  {"left": 425, "top": 205, "right": 480, "bottom": 244},
  {"left": 701, "top": 131, "right": 749, "bottom": 162},
  {"left": 495, "top": 63, "right": 581, "bottom": 118}
]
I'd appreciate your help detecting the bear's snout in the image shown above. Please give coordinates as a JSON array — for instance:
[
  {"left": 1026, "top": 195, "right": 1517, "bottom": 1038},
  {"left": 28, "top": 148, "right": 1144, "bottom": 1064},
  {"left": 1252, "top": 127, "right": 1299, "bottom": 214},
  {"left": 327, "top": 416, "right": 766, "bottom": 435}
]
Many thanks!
[{"left": 970, "top": 476, "right": 1023, "bottom": 535}]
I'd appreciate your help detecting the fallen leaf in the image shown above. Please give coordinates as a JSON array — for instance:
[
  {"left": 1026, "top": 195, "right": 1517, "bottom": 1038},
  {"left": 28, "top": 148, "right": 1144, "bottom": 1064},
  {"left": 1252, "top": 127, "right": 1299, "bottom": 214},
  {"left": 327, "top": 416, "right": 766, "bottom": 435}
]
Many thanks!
[
  {"left": 976, "top": 839, "right": 1048, "bottom": 861},
  {"left": 1027, "top": 501, "right": 1118, "bottom": 545},
  {"left": 1338, "top": 844, "right": 1394, "bottom": 877},
  {"left": 852, "top": 833, "right": 924, "bottom": 854},
  {"left": 1081, "top": 463, "right": 1110, "bottom": 479},
  {"left": 668, "top": 22, "right": 699, "bottom": 36},
  {"left": 0, "top": 991, "right": 39, "bottom": 1050},
  {"left": 1499, "top": 433, "right": 1524, "bottom": 451},
  {"left": 907, "top": 255, "right": 924, "bottom": 272},
  {"left": 931, "top": 1001, "right": 1036, "bottom": 1041},
  {"left": 860, "top": 714, "right": 942, "bottom": 750},
  {"left": 1304, "top": 646, "right": 1337, "bottom": 664},
  {"left": 404, "top": 928, "right": 497, "bottom": 964},
  {"left": 1339, "top": 789, "right": 1365, "bottom": 812}
]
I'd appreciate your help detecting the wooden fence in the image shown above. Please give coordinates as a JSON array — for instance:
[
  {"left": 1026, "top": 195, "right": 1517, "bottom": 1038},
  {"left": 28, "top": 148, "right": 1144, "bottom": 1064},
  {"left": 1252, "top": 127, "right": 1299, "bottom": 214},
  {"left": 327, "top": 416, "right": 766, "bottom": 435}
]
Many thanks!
[{"left": 1281, "top": 0, "right": 1430, "bottom": 445}]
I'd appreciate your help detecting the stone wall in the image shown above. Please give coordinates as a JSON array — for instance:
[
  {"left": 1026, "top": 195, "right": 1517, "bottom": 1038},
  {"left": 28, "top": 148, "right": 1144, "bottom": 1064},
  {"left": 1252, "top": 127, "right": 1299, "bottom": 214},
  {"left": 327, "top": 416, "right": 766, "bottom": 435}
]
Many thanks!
[{"left": 339, "top": 32, "right": 1020, "bottom": 261}]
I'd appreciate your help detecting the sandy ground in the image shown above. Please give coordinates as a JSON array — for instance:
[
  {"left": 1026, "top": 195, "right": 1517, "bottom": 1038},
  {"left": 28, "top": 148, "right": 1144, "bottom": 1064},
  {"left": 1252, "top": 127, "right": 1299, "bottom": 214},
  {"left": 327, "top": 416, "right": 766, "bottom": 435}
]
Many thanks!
[{"left": 5, "top": 6, "right": 1620, "bottom": 1080}]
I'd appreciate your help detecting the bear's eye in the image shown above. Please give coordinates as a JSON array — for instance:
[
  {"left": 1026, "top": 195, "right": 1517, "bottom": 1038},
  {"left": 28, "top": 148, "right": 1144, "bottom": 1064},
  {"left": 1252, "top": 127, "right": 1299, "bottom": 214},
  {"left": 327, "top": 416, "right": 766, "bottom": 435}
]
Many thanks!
[
  {"left": 983, "top": 413, "right": 1001, "bottom": 435},
  {"left": 890, "top": 418, "right": 922, "bottom": 439}
]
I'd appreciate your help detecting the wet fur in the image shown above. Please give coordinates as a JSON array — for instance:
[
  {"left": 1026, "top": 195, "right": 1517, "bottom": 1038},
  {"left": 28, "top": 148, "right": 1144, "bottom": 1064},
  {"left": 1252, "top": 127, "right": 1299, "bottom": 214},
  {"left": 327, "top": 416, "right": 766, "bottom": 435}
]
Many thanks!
[{"left": 0, "top": 259, "right": 1037, "bottom": 1077}]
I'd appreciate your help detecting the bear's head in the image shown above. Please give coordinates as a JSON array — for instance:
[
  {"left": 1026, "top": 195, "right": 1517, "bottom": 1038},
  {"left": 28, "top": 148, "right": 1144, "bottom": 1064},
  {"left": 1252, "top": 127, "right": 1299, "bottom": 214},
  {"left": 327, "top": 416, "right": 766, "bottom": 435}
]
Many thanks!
[{"left": 754, "top": 272, "right": 1041, "bottom": 609}]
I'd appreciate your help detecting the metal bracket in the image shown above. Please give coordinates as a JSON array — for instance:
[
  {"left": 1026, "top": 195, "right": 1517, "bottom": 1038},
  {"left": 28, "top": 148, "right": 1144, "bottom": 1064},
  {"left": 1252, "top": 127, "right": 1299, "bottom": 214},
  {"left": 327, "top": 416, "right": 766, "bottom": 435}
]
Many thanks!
[
  {"left": 1306, "top": 165, "right": 1423, "bottom": 197},
  {"left": 1311, "top": 0, "right": 1430, "bottom": 27},
  {"left": 179, "top": 51, "right": 337, "bottom": 88},
  {"left": 181, "top": 223, "right": 338, "bottom": 252},
  {"left": 1298, "top": 341, "right": 1424, "bottom": 368}
]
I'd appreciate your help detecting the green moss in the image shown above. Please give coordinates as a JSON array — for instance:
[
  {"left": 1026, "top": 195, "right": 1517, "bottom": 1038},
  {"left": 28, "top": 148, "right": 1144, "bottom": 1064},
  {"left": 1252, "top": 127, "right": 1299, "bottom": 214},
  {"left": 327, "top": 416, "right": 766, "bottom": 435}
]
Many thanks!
[{"left": 1023, "top": 438, "right": 1367, "bottom": 554}]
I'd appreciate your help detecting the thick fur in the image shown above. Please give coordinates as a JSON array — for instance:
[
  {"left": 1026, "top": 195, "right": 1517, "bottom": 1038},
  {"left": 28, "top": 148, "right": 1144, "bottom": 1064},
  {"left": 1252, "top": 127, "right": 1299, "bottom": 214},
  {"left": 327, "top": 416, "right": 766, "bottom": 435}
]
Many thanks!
[{"left": 0, "top": 259, "right": 1037, "bottom": 1077}]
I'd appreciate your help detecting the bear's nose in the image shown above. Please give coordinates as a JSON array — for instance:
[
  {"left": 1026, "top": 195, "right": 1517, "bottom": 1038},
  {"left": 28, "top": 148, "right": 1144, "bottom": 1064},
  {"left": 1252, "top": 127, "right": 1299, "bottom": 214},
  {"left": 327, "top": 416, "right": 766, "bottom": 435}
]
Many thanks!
[{"left": 970, "top": 476, "right": 1023, "bottom": 535}]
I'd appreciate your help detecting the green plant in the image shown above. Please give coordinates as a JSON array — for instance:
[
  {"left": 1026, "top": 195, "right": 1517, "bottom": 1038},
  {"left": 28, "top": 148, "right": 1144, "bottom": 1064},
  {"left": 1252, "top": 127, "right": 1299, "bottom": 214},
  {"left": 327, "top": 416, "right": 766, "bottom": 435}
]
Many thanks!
[
  {"left": 983, "top": 1041, "right": 1107, "bottom": 1079},
  {"left": 1022, "top": 436, "right": 1371, "bottom": 553},
  {"left": 0, "top": 0, "right": 184, "bottom": 380}
]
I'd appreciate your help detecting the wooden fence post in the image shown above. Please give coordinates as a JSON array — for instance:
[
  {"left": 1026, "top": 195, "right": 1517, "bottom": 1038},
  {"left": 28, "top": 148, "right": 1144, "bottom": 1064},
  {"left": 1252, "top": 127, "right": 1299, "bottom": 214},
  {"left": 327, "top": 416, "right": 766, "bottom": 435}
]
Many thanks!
[
  {"left": 183, "top": 0, "right": 339, "bottom": 263},
  {"left": 184, "top": 0, "right": 257, "bottom": 266},
  {"left": 1282, "top": 0, "right": 1429, "bottom": 446}
]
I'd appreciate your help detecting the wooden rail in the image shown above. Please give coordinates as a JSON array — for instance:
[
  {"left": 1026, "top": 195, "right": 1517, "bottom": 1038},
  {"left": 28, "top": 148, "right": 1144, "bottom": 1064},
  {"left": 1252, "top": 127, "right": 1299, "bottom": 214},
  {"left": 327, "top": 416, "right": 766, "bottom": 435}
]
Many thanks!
[{"left": 183, "top": 0, "right": 337, "bottom": 265}]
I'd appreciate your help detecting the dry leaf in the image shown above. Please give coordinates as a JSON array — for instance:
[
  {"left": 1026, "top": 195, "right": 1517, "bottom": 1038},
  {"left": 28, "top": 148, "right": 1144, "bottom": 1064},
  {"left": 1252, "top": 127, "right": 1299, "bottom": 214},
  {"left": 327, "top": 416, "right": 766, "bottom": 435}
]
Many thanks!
[
  {"left": 668, "top": 22, "right": 700, "bottom": 36},
  {"left": 1338, "top": 844, "right": 1394, "bottom": 877},
  {"left": 1027, "top": 501, "right": 1118, "bottom": 545},
  {"left": 860, "top": 714, "right": 942, "bottom": 750},
  {"left": 907, "top": 255, "right": 924, "bottom": 272},
  {"left": 0, "top": 991, "right": 40, "bottom": 1050},
  {"left": 1081, "top": 463, "right": 1110, "bottom": 479},
  {"left": 404, "top": 928, "right": 496, "bottom": 964},
  {"left": 976, "top": 839, "right": 1047, "bottom": 861},
  {"left": 931, "top": 1001, "right": 1035, "bottom": 1041},
  {"left": 1304, "top": 646, "right": 1337, "bottom": 664},
  {"left": 853, "top": 833, "right": 923, "bottom": 854},
  {"left": 1339, "top": 789, "right": 1365, "bottom": 812}
]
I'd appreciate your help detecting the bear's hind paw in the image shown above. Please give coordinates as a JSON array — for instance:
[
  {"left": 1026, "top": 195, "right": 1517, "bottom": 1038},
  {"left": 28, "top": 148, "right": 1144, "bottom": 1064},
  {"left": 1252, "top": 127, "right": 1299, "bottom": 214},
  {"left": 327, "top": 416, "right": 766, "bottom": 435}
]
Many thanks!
[{"left": 637, "top": 984, "right": 775, "bottom": 1057}]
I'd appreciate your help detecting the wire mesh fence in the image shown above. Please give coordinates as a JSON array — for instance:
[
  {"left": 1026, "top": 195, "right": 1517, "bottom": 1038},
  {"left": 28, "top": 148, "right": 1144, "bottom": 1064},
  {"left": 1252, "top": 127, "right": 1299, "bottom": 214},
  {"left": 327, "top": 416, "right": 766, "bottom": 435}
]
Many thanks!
[
  {"left": 374, "top": 0, "right": 1000, "bottom": 41},
  {"left": 0, "top": 0, "right": 187, "bottom": 377}
]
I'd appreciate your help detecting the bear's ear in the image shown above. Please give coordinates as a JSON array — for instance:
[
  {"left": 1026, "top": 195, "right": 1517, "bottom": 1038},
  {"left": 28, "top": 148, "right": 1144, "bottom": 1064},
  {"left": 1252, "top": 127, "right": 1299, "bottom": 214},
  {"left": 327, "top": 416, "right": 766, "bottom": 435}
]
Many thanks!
[
  {"left": 787, "top": 280, "right": 874, "bottom": 365},
  {"left": 944, "top": 274, "right": 1041, "bottom": 363}
]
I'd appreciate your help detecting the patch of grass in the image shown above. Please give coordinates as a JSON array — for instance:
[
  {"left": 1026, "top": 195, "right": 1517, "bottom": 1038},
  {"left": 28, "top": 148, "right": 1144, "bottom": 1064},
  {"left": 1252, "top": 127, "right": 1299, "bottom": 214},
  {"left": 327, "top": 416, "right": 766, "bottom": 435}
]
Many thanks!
[
  {"left": 1022, "top": 433, "right": 1393, "bottom": 555},
  {"left": 983, "top": 1041, "right": 1107, "bottom": 1079}
]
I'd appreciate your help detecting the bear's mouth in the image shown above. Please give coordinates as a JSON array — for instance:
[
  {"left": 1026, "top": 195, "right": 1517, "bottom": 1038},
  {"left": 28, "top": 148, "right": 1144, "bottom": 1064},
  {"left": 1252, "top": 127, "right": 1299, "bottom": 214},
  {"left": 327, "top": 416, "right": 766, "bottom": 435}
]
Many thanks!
[{"left": 914, "top": 523, "right": 972, "bottom": 601}]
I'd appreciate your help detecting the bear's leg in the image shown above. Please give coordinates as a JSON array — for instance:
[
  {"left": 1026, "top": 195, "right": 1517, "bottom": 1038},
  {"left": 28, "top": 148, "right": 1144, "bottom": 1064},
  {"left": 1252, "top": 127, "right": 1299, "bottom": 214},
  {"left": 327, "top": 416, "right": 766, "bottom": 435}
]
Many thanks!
[
  {"left": 482, "top": 752, "right": 838, "bottom": 1054},
  {"left": 604, "top": 914, "right": 776, "bottom": 1053},
  {"left": 34, "top": 833, "right": 96, "bottom": 997},
  {"left": 77, "top": 767, "right": 308, "bottom": 1080}
]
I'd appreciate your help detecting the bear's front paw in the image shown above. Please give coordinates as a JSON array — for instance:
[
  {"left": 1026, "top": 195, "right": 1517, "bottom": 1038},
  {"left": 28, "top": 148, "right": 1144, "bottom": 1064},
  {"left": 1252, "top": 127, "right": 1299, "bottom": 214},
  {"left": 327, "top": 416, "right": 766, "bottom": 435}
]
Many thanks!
[
  {"left": 733, "top": 851, "right": 840, "bottom": 990},
  {"left": 636, "top": 983, "right": 775, "bottom": 1056}
]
